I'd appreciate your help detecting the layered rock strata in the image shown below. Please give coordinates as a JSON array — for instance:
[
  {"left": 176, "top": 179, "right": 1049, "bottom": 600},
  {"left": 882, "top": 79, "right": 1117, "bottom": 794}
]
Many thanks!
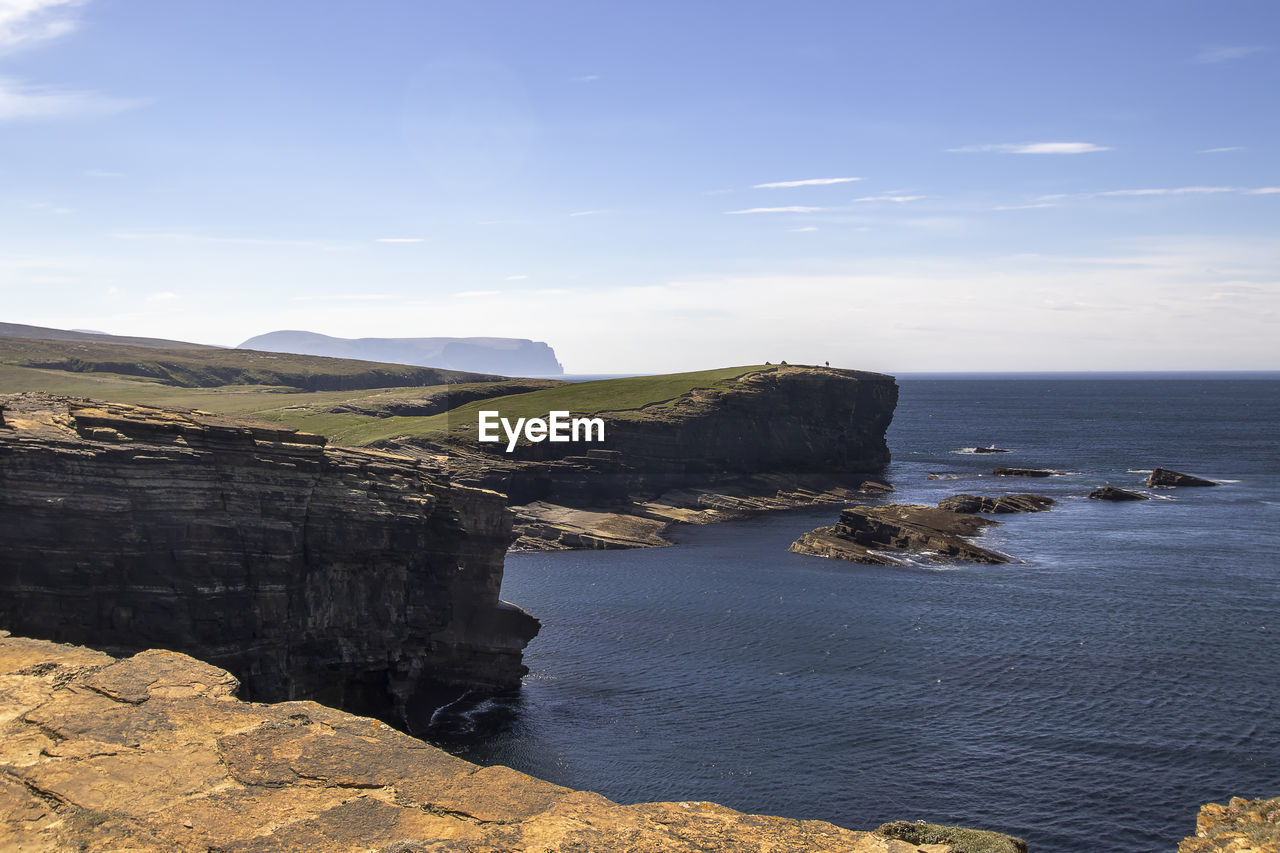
[
  {"left": 1179, "top": 795, "right": 1280, "bottom": 852},
  {"left": 789, "top": 504, "right": 1010, "bottom": 566},
  {"left": 1088, "top": 486, "right": 1149, "bottom": 502},
  {"left": 0, "top": 634, "right": 1022, "bottom": 853},
  {"left": 416, "top": 366, "right": 899, "bottom": 549},
  {"left": 1148, "top": 467, "right": 1220, "bottom": 488},
  {"left": 0, "top": 393, "right": 537, "bottom": 729},
  {"left": 936, "top": 494, "right": 1054, "bottom": 514}
]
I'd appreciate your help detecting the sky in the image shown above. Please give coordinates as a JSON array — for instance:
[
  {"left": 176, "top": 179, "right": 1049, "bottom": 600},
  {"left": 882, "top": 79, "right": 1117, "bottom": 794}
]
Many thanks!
[{"left": 1, "top": 0, "right": 1277, "bottom": 373}]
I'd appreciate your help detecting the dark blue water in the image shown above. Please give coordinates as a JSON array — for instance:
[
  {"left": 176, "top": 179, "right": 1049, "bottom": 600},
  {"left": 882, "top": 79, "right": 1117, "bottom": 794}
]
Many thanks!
[{"left": 446, "top": 375, "right": 1280, "bottom": 853}]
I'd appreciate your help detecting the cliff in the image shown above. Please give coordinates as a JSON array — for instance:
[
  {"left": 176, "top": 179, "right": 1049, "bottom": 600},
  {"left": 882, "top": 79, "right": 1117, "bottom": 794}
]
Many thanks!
[
  {"left": 239, "top": 330, "right": 565, "bottom": 377},
  {"left": 1179, "top": 796, "right": 1280, "bottom": 852},
  {"left": 417, "top": 365, "right": 899, "bottom": 547},
  {"left": 0, "top": 393, "right": 538, "bottom": 730},
  {"left": 0, "top": 633, "right": 1024, "bottom": 853}
]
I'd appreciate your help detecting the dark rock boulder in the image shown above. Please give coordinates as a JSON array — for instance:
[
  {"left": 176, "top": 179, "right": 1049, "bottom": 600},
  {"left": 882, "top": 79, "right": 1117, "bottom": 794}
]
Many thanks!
[
  {"left": 1147, "top": 467, "right": 1219, "bottom": 487},
  {"left": 993, "top": 467, "right": 1060, "bottom": 477},
  {"left": 1088, "top": 486, "right": 1149, "bottom": 502},
  {"left": 971, "top": 446, "right": 1011, "bottom": 453},
  {"left": 790, "top": 504, "right": 1009, "bottom": 565},
  {"left": 937, "top": 493, "right": 1055, "bottom": 514}
]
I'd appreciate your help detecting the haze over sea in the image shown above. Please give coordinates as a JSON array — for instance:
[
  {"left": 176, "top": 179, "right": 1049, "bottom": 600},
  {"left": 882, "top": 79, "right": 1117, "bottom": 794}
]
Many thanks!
[{"left": 439, "top": 374, "right": 1280, "bottom": 853}]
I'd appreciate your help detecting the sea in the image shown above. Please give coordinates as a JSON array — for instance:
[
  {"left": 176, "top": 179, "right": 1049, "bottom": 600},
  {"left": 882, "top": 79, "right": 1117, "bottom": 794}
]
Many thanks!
[{"left": 436, "top": 373, "right": 1280, "bottom": 853}]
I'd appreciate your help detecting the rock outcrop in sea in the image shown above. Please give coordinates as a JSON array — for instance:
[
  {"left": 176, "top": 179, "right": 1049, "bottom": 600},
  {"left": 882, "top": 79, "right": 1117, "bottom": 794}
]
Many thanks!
[
  {"left": 789, "top": 504, "right": 1011, "bottom": 565},
  {"left": 1148, "top": 467, "right": 1220, "bottom": 488},
  {"left": 0, "top": 393, "right": 538, "bottom": 729}
]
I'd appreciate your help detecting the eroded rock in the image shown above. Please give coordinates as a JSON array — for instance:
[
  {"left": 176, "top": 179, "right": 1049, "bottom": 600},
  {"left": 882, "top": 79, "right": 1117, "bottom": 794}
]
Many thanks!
[
  {"left": 1148, "top": 467, "right": 1220, "bottom": 488},
  {"left": 1088, "top": 486, "right": 1149, "bottom": 502},
  {"left": 0, "top": 635, "right": 1025, "bottom": 853},
  {"left": 0, "top": 394, "right": 538, "bottom": 729},
  {"left": 936, "top": 494, "right": 1054, "bottom": 514},
  {"left": 790, "top": 504, "right": 1009, "bottom": 565}
]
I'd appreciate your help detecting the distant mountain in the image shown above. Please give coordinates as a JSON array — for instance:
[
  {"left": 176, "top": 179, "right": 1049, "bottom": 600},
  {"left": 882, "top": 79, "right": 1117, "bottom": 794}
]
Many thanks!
[
  {"left": 0, "top": 322, "right": 219, "bottom": 351},
  {"left": 238, "top": 330, "right": 564, "bottom": 376}
]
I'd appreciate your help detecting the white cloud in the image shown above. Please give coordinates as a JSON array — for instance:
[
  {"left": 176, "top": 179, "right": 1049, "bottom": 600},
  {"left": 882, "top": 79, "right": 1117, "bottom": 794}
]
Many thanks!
[
  {"left": 0, "top": 77, "right": 142, "bottom": 120},
  {"left": 1199, "top": 146, "right": 1243, "bottom": 154},
  {"left": 145, "top": 291, "right": 179, "bottom": 303},
  {"left": 949, "top": 142, "right": 1111, "bottom": 154},
  {"left": 454, "top": 289, "right": 501, "bottom": 298},
  {"left": 0, "top": 0, "right": 84, "bottom": 52},
  {"left": 853, "top": 194, "right": 927, "bottom": 203},
  {"left": 753, "top": 177, "right": 861, "bottom": 189},
  {"left": 1247, "top": 187, "right": 1280, "bottom": 195},
  {"left": 374, "top": 237, "right": 423, "bottom": 243},
  {"left": 993, "top": 202, "right": 1057, "bottom": 211},
  {"left": 505, "top": 274, "right": 529, "bottom": 280},
  {"left": 1193, "top": 45, "right": 1265, "bottom": 64},
  {"left": 725, "top": 206, "right": 824, "bottom": 215},
  {"left": 1098, "top": 186, "right": 1236, "bottom": 197},
  {"left": 788, "top": 226, "right": 818, "bottom": 232}
]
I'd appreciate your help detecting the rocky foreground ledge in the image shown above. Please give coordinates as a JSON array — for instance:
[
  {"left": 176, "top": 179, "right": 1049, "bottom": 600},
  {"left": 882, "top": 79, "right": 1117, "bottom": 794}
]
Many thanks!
[{"left": 0, "top": 634, "right": 1026, "bottom": 853}]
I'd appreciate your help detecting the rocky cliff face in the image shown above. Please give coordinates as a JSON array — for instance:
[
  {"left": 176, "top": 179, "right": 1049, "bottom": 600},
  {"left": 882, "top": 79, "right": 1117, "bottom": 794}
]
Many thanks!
[
  {"left": 436, "top": 366, "right": 898, "bottom": 507},
  {"left": 0, "top": 393, "right": 537, "bottom": 730},
  {"left": 0, "top": 634, "right": 1023, "bottom": 853}
]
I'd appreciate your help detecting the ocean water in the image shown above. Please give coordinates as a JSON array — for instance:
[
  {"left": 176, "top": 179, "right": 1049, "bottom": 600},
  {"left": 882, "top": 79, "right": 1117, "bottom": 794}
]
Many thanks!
[{"left": 439, "top": 374, "right": 1280, "bottom": 853}]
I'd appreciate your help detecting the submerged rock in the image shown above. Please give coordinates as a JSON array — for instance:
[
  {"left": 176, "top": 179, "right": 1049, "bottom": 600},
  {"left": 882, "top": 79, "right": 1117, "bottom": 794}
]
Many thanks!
[
  {"left": 992, "top": 467, "right": 1060, "bottom": 478},
  {"left": 1147, "top": 467, "right": 1219, "bottom": 487},
  {"left": 1088, "top": 486, "right": 1149, "bottom": 502},
  {"left": 971, "top": 446, "right": 1011, "bottom": 453},
  {"left": 790, "top": 504, "right": 1009, "bottom": 565},
  {"left": 937, "top": 494, "right": 1054, "bottom": 514}
]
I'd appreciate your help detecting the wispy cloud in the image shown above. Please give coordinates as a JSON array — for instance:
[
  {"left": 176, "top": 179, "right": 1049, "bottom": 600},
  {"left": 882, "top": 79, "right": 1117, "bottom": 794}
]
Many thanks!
[
  {"left": 84, "top": 168, "right": 123, "bottom": 178},
  {"left": 374, "top": 237, "right": 423, "bottom": 243},
  {"left": 726, "top": 206, "right": 824, "bottom": 215},
  {"left": 1199, "top": 146, "right": 1243, "bottom": 154},
  {"left": 0, "top": 0, "right": 84, "bottom": 52},
  {"left": 1193, "top": 45, "right": 1265, "bottom": 64},
  {"left": 569, "top": 209, "right": 604, "bottom": 217},
  {"left": 505, "top": 274, "right": 529, "bottom": 280},
  {"left": 1099, "top": 186, "right": 1236, "bottom": 197},
  {"left": 0, "top": 77, "right": 143, "bottom": 120},
  {"left": 1036, "top": 186, "right": 1280, "bottom": 203},
  {"left": 111, "top": 230, "right": 349, "bottom": 250},
  {"left": 292, "top": 293, "right": 394, "bottom": 302},
  {"left": 788, "top": 226, "right": 818, "bottom": 232},
  {"left": 993, "top": 202, "right": 1057, "bottom": 211},
  {"left": 455, "top": 289, "right": 501, "bottom": 298},
  {"left": 949, "top": 142, "right": 1111, "bottom": 154},
  {"left": 753, "top": 177, "right": 860, "bottom": 189},
  {"left": 853, "top": 194, "right": 927, "bottom": 203},
  {"left": 570, "top": 74, "right": 600, "bottom": 83}
]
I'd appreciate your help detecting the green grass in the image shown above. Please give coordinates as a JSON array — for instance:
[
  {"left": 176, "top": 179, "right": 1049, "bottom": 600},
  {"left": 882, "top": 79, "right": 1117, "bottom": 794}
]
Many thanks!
[
  {"left": 1, "top": 361, "right": 776, "bottom": 447},
  {"left": 0, "top": 336, "right": 502, "bottom": 390},
  {"left": 334, "top": 364, "right": 773, "bottom": 446}
]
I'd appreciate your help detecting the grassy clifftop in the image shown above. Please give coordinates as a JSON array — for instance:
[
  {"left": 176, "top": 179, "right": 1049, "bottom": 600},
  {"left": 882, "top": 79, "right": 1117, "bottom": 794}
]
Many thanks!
[{"left": 0, "top": 337, "right": 504, "bottom": 392}]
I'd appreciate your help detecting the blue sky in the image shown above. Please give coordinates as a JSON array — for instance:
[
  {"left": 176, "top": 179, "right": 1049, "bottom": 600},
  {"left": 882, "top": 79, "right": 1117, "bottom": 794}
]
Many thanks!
[{"left": 2, "top": 0, "right": 1277, "bottom": 372}]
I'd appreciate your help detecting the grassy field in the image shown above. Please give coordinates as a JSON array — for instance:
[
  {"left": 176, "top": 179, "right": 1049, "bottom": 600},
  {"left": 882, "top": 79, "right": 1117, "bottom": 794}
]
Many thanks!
[
  {"left": 0, "top": 337, "right": 500, "bottom": 390},
  {"left": 319, "top": 364, "right": 774, "bottom": 446},
  {"left": 1, "top": 361, "right": 775, "bottom": 447}
]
